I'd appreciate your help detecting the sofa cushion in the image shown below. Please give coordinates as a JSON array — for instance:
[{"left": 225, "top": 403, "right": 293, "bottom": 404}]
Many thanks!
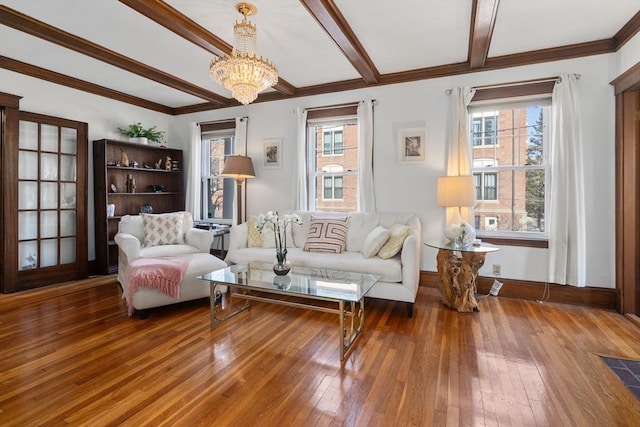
[
  {"left": 304, "top": 216, "right": 349, "bottom": 253},
  {"left": 140, "top": 244, "right": 202, "bottom": 258},
  {"left": 225, "top": 247, "right": 402, "bottom": 283},
  {"left": 378, "top": 224, "right": 411, "bottom": 259},
  {"left": 141, "top": 212, "right": 186, "bottom": 247},
  {"left": 362, "top": 226, "right": 390, "bottom": 258}
]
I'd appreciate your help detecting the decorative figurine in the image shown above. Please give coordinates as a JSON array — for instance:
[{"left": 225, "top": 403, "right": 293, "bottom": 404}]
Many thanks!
[
  {"left": 165, "top": 156, "right": 172, "bottom": 171},
  {"left": 121, "top": 150, "right": 129, "bottom": 167},
  {"left": 155, "top": 158, "right": 162, "bottom": 169}
]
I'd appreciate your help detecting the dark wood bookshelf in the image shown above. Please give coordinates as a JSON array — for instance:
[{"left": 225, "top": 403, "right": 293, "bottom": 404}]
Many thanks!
[{"left": 93, "top": 139, "right": 185, "bottom": 274}]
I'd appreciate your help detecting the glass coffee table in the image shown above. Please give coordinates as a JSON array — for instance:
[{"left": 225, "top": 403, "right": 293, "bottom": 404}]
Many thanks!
[{"left": 198, "top": 263, "right": 380, "bottom": 361}]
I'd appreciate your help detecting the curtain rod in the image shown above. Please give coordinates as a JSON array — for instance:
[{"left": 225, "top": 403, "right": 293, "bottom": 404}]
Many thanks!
[
  {"left": 198, "top": 116, "right": 247, "bottom": 125},
  {"left": 445, "top": 74, "right": 581, "bottom": 94},
  {"left": 299, "top": 99, "right": 378, "bottom": 113}
]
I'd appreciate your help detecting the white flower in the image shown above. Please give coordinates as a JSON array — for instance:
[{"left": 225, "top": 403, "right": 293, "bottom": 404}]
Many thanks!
[
  {"left": 254, "top": 211, "right": 303, "bottom": 257},
  {"left": 445, "top": 221, "right": 475, "bottom": 243}
]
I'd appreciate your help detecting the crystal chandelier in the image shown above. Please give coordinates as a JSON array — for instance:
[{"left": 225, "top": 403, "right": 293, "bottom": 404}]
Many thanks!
[{"left": 210, "top": 2, "right": 278, "bottom": 105}]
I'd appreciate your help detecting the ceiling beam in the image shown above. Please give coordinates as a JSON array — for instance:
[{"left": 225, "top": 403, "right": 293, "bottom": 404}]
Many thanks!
[
  {"left": 119, "top": 0, "right": 297, "bottom": 97},
  {"left": 613, "top": 9, "right": 640, "bottom": 50},
  {"left": 0, "top": 5, "right": 229, "bottom": 106},
  {"left": 468, "top": 0, "right": 500, "bottom": 69},
  {"left": 176, "top": 35, "right": 617, "bottom": 114},
  {"left": 483, "top": 39, "right": 615, "bottom": 70},
  {"left": 0, "top": 56, "right": 175, "bottom": 114},
  {"left": 300, "top": 0, "right": 379, "bottom": 84}
]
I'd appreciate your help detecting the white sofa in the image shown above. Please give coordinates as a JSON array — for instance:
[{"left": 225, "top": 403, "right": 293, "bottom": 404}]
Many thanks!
[
  {"left": 114, "top": 212, "right": 227, "bottom": 316},
  {"left": 225, "top": 211, "right": 421, "bottom": 317}
]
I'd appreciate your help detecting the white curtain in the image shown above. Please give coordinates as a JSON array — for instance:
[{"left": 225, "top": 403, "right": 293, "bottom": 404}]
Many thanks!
[
  {"left": 294, "top": 107, "right": 308, "bottom": 211},
  {"left": 185, "top": 122, "right": 202, "bottom": 220},
  {"left": 445, "top": 87, "right": 476, "bottom": 224},
  {"left": 232, "top": 117, "right": 248, "bottom": 225},
  {"left": 548, "top": 74, "right": 586, "bottom": 286},
  {"left": 357, "top": 100, "right": 376, "bottom": 212}
]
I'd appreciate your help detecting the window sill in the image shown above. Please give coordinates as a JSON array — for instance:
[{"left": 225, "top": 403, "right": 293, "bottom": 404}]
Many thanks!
[{"left": 478, "top": 236, "right": 549, "bottom": 248}]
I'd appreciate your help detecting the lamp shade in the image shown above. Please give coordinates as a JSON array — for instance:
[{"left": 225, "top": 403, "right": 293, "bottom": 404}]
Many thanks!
[
  {"left": 437, "top": 175, "right": 475, "bottom": 207},
  {"left": 220, "top": 155, "right": 256, "bottom": 180}
]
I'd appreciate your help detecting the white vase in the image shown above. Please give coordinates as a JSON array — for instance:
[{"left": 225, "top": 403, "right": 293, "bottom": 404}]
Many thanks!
[{"left": 132, "top": 137, "right": 148, "bottom": 145}]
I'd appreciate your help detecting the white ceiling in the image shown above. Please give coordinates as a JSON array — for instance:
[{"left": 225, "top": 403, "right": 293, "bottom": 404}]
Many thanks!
[{"left": 1, "top": 0, "right": 639, "bottom": 111}]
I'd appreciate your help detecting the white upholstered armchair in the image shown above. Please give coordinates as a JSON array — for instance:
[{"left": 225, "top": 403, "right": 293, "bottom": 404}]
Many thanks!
[{"left": 114, "top": 211, "right": 226, "bottom": 315}]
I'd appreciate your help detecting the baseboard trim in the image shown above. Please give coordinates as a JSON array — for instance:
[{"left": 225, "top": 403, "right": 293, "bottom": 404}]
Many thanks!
[{"left": 419, "top": 271, "right": 617, "bottom": 310}]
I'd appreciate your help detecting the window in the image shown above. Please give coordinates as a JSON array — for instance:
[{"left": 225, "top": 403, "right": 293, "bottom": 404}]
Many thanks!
[
  {"left": 323, "top": 127, "right": 344, "bottom": 155},
  {"left": 201, "top": 128, "right": 236, "bottom": 223},
  {"left": 474, "top": 172, "right": 497, "bottom": 201},
  {"left": 307, "top": 107, "right": 359, "bottom": 212},
  {"left": 322, "top": 166, "right": 344, "bottom": 200},
  {"left": 472, "top": 113, "right": 498, "bottom": 146},
  {"left": 470, "top": 98, "right": 549, "bottom": 237}
]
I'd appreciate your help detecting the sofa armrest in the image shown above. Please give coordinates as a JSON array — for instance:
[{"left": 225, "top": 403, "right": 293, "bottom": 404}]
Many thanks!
[
  {"left": 185, "top": 228, "right": 214, "bottom": 253},
  {"left": 400, "top": 234, "right": 421, "bottom": 300},
  {"left": 114, "top": 232, "right": 141, "bottom": 263},
  {"left": 224, "top": 223, "right": 248, "bottom": 263}
]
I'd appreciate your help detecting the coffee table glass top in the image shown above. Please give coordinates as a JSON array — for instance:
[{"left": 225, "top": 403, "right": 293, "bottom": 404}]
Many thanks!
[{"left": 198, "top": 263, "right": 380, "bottom": 302}]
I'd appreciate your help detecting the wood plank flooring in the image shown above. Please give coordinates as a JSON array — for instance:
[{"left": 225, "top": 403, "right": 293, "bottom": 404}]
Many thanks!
[{"left": 1, "top": 276, "right": 639, "bottom": 426}]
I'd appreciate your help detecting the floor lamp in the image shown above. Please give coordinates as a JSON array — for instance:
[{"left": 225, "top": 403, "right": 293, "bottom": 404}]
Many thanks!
[{"left": 221, "top": 155, "right": 255, "bottom": 224}]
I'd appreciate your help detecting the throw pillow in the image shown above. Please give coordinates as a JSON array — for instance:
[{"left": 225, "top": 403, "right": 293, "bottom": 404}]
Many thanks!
[
  {"left": 361, "top": 226, "right": 390, "bottom": 258},
  {"left": 141, "top": 212, "right": 185, "bottom": 247},
  {"left": 303, "top": 216, "right": 349, "bottom": 253},
  {"left": 377, "top": 224, "right": 411, "bottom": 259},
  {"left": 247, "top": 216, "right": 263, "bottom": 248}
]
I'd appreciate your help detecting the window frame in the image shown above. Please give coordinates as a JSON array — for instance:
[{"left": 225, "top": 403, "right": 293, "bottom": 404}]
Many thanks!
[
  {"left": 306, "top": 106, "right": 359, "bottom": 212},
  {"left": 469, "top": 95, "right": 551, "bottom": 243},
  {"left": 200, "top": 128, "right": 236, "bottom": 224}
]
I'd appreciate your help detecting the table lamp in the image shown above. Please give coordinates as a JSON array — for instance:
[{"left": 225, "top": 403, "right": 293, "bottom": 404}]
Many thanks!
[
  {"left": 220, "top": 155, "right": 255, "bottom": 224},
  {"left": 437, "top": 175, "right": 475, "bottom": 245}
]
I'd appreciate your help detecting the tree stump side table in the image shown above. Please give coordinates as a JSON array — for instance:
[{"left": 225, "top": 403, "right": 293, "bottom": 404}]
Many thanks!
[{"left": 425, "top": 240, "right": 500, "bottom": 312}]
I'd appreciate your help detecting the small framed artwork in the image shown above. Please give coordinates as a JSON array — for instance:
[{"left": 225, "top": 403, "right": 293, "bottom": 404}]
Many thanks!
[
  {"left": 263, "top": 138, "right": 282, "bottom": 169},
  {"left": 398, "top": 128, "right": 427, "bottom": 163}
]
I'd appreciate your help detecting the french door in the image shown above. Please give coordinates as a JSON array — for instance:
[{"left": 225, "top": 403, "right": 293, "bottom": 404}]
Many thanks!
[{"left": 1, "top": 109, "right": 88, "bottom": 292}]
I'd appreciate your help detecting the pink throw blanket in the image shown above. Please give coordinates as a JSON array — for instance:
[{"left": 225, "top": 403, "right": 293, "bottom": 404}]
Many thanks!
[{"left": 124, "top": 256, "right": 191, "bottom": 316}]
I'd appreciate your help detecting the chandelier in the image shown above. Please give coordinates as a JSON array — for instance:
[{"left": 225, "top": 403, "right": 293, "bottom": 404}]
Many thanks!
[{"left": 210, "top": 2, "right": 278, "bottom": 105}]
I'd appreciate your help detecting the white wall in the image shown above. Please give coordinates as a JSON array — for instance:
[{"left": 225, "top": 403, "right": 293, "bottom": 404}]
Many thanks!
[
  {"left": 4, "top": 51, "right": 636, "bottom": 289},
  {"left": 616, "top": 32, "right": 640, "bottom": 77},
  {"left": 0, "top": 71, "right": 173, "bottom": 260},
  {"left": 176, "top": 54, "right": 621, "bottom": 288}
]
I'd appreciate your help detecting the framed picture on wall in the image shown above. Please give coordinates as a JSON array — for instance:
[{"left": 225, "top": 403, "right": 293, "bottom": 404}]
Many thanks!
[
  {"left": 262, "top": 138, "right": 282, "bottom": 169},
  {"left": 398, "top": 128, "right": 426, "bottom": 163}
]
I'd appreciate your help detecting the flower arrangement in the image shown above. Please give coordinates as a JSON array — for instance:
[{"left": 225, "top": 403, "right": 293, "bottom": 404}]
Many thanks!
[
  {"left": 445, "top": 221, "right": 475, "bottom": 248},
  {"left": 256, "top": 211, "right": 303, "bottom": 273}
]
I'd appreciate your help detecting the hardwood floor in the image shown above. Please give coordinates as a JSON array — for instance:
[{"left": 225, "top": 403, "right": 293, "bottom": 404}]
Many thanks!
[{"left": 1, "top": 277, "right": 639, "bottom": 426}]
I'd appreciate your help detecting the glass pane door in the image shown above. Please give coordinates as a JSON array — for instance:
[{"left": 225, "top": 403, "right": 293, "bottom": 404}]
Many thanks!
[{"left": 18, "top": 120, "right": 78, "bottom": 271}]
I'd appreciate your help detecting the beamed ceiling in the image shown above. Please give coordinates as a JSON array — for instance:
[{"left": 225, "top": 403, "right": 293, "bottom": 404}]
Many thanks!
[{"left": 1, "top": 0, "right": 639, "bottom": 115}]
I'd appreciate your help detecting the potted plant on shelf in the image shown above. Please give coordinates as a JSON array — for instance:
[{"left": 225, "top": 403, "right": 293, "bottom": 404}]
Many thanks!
[{"left": 118, "top": 123, "right": 166, "bottom": 146}]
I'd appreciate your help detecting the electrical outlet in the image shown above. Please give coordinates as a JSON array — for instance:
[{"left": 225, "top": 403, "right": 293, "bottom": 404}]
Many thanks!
[{"left": 492, "top": 264, "right": 501, "bottom": 276}]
